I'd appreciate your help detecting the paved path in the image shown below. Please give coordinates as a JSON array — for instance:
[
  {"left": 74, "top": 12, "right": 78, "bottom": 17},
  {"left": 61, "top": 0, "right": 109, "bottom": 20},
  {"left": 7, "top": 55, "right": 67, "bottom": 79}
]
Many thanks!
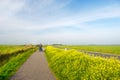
[{"left": 10, "top": 51, "right": 55, "bottom": 80}]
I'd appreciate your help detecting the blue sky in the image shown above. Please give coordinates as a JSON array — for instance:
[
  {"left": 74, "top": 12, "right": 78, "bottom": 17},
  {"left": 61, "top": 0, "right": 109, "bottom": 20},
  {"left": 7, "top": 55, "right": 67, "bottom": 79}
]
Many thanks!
[{"left": 0, "top": 0, "right": 120, "bottom": 45}]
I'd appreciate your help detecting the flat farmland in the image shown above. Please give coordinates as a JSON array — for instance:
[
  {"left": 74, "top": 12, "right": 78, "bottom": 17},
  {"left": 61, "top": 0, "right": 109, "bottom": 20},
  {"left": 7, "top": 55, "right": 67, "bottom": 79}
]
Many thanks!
[{"left": 59, "top": 45, "right": 120, "bottom": 55}]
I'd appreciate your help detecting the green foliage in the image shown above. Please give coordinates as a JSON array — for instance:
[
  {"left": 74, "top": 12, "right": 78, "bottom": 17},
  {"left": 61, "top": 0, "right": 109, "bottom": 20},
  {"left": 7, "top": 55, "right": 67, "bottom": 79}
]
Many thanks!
[
  {"left": 0, "top": 45, "right": 36, "bottom": 67},
  {"left": 0, "top": 45, "right": 34, "bottom": 55},
  {"left": 0, "top": 48, "right": 36, "bottom": 80},
  {"left": 45, "top": 46, "right": 120, "bottom": 80},
  {"left": 59, "top": 45, "right": 120, "bottom": 54}
]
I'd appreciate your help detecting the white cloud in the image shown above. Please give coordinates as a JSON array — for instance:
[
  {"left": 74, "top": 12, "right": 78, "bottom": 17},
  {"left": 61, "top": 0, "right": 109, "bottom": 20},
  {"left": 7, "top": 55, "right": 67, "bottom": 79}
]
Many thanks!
[
  {"left": 24, "top": 5, "right": 120, "bottom": 31},
  {"left": 0, "top": 0, "right": 25, "bottom": 16},
  {"left": 0, "top": 0, "right": 120, "bottom": 44},
  {"left": 1, "top": 0, "right": 120, "bottom": 31}
]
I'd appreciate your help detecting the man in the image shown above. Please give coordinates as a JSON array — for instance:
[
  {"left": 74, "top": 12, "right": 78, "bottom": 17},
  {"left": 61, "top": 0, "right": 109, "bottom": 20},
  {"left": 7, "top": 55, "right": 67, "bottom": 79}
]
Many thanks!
[{"left": 39, "top": 43, "right": 43, "bottom": 51}]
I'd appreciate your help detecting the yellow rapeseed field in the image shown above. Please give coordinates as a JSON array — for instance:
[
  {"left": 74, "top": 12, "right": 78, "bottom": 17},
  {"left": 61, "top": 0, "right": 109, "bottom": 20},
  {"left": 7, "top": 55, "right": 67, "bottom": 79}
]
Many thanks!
[{"left": 45, "top": 46, "right": 120, "bottom": 80}]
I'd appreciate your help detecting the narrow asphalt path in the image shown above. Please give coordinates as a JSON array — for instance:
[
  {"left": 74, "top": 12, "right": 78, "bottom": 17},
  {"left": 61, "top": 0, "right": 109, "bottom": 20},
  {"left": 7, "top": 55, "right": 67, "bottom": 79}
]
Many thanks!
[{"left": 10, "top": 51, "right": 55, "bottom": 80}]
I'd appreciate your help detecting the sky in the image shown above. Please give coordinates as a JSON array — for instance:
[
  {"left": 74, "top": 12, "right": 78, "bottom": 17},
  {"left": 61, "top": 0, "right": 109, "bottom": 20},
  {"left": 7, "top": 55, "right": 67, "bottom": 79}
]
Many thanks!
[{"left": 0, "top": 0, "right": 120, "bottom": 45}]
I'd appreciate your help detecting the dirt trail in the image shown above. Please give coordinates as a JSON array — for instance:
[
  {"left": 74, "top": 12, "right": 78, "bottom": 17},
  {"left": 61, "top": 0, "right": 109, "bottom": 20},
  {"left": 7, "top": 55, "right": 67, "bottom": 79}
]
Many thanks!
[{"left": 10, "top": 51, "right": 55, "bottom": 80}]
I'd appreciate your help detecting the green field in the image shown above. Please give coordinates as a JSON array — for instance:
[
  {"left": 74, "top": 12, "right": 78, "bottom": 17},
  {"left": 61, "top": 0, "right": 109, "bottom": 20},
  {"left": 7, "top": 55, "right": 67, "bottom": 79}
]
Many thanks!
[
  {"left": 0, "top": 45, "right": 36, "bottom": 67},
  {"left": 58, "top": 45, "right": 120, "bottom": 55},
  {"left": 0, "top": 45, "right": 37, "bottom": 80},
  {"left": 0, "top": 45, "right": 29, "bottom": 54},
  {"left": 45, "top": 46, "right": 120, "bottom": 80}
]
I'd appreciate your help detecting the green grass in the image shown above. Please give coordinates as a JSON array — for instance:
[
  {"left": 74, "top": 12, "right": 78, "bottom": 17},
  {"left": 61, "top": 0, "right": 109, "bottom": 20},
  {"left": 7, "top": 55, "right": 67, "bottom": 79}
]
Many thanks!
[
  {"left": 45, "top": 46, "right": 120, "bottom": 80},
  {"left": 59, "top": 45, "right": 120, "bottom": 55},
  {"left": 0, "top": 45, "right": 35, "bottom": 67},
  {"left": 0, "top": 47, "right": 37, "bottom": 80},
  {"left": 0, "top": 45, "right": 34, "bottom": 55}
]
